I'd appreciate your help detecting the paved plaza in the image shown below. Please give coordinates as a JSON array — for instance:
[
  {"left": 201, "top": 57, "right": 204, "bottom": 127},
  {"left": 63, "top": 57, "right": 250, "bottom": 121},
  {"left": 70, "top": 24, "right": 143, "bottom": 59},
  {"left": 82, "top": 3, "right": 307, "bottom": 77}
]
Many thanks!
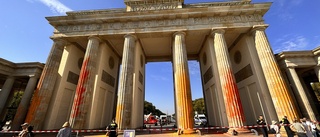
[
  {"left": 1, "top": 129, "right": 286, "bottom": 137},
  {"left": 83, "top": 132, "right": 273, "bottom": 137}
]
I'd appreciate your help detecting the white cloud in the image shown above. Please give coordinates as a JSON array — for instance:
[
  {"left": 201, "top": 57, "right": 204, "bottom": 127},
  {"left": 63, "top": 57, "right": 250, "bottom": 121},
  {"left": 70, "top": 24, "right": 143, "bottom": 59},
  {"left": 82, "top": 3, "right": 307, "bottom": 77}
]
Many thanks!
[
  {"left": 188, "top": 61, "right": 200, "bottom": 75},
  {"left": 272, "top": 0, "right": 302, "bottom": 21},
  {"left": 27, "top": 0, "right": 72, "bottom": 15},
  {"left": 150, "top": 75, "right": 169, "bottom": 81},
  {"left": 277, "top": 0, "right": 302, "bottom": 8},
  {"left": 26, "top": 0, "right": 35, "bottom": 3},
  {"left": 292, "top": 0, "right": 303, "bottom": 5},
  {"left": 277, "top": 13, "right": 293, "bottom": 21},
  {"left": 277, "top": 0, "right": 285, "bottom": 7},
  {"left": 274, "top": 35, "right": 308, "bottom": 53}
]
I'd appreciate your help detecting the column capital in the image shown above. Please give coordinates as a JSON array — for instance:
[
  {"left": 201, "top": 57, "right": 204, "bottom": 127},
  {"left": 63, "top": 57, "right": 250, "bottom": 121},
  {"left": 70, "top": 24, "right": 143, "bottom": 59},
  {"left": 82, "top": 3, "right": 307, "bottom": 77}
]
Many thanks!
[
  {"left": 287, "top": 66, "right": 297, "bottom": 70},
  {"left": 29, "top": 74, "right": 40, "bottom": 79},
  {"left": 251, "top": 24, "right": 269, "bottom": 33},
  {"left": 210, "top": 29, "right": 225, "bottom": 37},
  {"left": 124, "top": 34, "right": 137, "bottom": 41},
  {"left": 173, "top": 31, "right": 186, "bottom": 37},
  {"left": 51, "top": 38, "right": 68, "bottom": 46},
  {"left": 88, "top": 36, "right": 102, "bottom": 42},
  {"left": 5, "top": 75, "right": 14, "bottom": 79}
]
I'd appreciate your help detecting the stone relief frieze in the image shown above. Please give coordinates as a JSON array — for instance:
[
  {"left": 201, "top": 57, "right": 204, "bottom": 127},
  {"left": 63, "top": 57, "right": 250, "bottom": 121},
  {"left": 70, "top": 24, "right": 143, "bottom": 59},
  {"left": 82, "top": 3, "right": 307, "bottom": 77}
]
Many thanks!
[
  {"left": 186, "top": 1, "right": 250, "bottom": 8},
  {"left": 55, "top": 14, "right": 263, "bottom": 33},
  {"left": 129, "top": 3, "right": 178, "bottom": 11}
]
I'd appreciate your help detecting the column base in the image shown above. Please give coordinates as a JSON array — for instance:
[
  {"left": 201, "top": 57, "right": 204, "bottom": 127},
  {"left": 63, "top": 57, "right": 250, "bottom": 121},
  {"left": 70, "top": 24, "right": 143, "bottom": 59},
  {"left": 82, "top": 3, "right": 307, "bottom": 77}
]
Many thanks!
[
  {"left": 177, "top": 128, "right": 196, "bottom": 135},
  {"left": 227, "top": 128, "right": 250, "bottom": 135}
]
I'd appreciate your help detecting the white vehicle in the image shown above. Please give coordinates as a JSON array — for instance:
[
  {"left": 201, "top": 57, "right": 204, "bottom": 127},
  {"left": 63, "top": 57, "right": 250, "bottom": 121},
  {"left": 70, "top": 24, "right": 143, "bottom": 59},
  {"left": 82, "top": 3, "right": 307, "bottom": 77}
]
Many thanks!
[
  {"left": 159, "top": 115, "right": 168, "bottom": 125},
  {"left": 169, "top": 115, "right": 176, "bottom": 123},
  {"left": 194, "top": 114, "right": 207, "bottom": 125}
]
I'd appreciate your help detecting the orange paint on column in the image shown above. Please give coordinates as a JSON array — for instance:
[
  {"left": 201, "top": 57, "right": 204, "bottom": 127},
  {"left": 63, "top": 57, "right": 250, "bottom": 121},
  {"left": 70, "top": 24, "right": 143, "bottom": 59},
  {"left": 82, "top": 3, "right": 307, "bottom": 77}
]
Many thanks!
[
  {"left": 70, "top": 58, "right": 89, "bottom": 119},
  {"left": 222, "top": 69, "right": 246, "bottom": 127},
  {"left": 211, "top": 29, "right": 246, "bottom": 131},
  {"left": 175, "top": 69, "right": 194, "bottom": 132},
  {"left": 253, "top": 26, "right": 299, "bottom": 121},
  {"left": 173, "top": 32, "right": 194, "bottom": 134},
  {"left": 69, "top": 36, "right": 100, "bottom": 129},
  {"left": 25, "top": 40, "right": 65, "bottom": 129}
]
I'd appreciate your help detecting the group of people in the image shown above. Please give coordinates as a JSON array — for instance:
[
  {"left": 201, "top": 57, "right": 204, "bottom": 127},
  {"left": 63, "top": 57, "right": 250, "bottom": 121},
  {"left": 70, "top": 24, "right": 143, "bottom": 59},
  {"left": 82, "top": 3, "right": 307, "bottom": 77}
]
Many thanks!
[
  {"left": 290, "top": 117, "right": 320, "bottom": 137},
  {"left": 16, "top": 116, "right": 319, "bottom": 137},
  {"left": 257, "top": 115, "right": 320, "bottom": 137},
  {"left": 17, "top": 121, "right": 72, "bottom": 137},
  {"left": 17, "top": 119, "right": 117, "bottom": 137}
]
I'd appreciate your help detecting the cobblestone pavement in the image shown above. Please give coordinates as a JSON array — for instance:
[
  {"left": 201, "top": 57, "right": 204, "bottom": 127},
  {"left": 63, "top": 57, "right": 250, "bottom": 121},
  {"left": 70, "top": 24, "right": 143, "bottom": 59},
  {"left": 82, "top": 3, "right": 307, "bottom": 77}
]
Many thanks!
[
  {"left": 82, "top": 130, "right": 268, "bottom": 137},
  {"left": 83, "top": 132, "right": 264, "bottom": 137},
  {"left": 0, "top": 132, "right": 284, "bottom": 137},
  {"left": 1, "top": 129, "right": 290, "bottom": 137}
]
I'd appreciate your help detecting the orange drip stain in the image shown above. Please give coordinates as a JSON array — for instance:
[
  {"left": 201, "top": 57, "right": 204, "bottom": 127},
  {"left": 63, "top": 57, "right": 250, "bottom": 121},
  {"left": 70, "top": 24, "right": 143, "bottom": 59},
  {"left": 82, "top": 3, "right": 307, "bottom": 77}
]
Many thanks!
[
  {"left": 223, "top": 69, "right": 246, "bottom": 124},
  {"left": 71, "top": 57, "right": 90, "bottom": 118},
  {"left": 25, "top": 87, "right": 41, "bottom": 123},
  {"left": 25, "top": 65, "right": 51, "bottom": 123},
  {"left": 13, "top": 105, "right": 26, "bottom": 125},
  {"left": 176, "top": 70, "right": 194, "bottom": 130},
  {"left": 115, "top": 104, "right": 124, "bottom": 128}
]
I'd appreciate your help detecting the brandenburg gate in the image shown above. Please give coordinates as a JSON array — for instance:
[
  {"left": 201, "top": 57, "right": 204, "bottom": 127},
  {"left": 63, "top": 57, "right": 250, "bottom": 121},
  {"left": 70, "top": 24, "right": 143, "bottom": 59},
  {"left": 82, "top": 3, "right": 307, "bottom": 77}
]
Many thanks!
[{"left": 5, "top": 0, "right": 316, "bottom": 133}]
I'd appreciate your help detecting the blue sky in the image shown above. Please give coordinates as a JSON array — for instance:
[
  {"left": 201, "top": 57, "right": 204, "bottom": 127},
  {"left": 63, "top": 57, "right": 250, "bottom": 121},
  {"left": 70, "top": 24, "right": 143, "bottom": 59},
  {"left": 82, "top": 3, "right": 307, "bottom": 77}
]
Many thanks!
[{"left": 0, "top": 0, "right": 319, "bottom": 115}]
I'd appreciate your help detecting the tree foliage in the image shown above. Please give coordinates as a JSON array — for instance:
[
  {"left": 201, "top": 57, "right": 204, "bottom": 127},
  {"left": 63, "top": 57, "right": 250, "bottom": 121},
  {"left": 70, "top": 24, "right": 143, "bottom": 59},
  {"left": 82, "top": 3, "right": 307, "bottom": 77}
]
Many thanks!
[
  {"left": 144, "top": 98, "right": 206, "bottom": 117},
  {"left": 193, "top": 98, "right": 205, "bottom": 114},
  {"left": 6, "top": 91, "right": 24, "bottom": 121},
  {"left": 144, "top": 100, "right": 165, "bottom": 116}
]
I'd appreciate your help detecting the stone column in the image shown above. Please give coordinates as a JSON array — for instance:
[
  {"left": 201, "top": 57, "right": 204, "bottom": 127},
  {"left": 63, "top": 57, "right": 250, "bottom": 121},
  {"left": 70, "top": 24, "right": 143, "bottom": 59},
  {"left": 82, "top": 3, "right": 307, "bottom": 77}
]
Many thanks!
[
  {"left": 286, "top": 67, "right": 316, "bottom": 121},
  {"left": 314, "top": 53, "right": 320, "bottom": 82},
  {"left": 115, "top": 34, "right": 136, "bottom": 130},
  {"left": 69, "top": 36, "right": 100, "bottom": 129},
  {"left": 211, "top": 29, "right": 246, "bottom": 131},
  {"left": 11, "top": 75, "right": 39, "bottom": 130},
  {"left": 252, "top": 25, "right": 299, "bottom": 121},
  {"left": 172, "top": 32, "right": 194, "bottom": 134},
  {"left": 315, "top": 66, "right": 320, "bottom": 82},
  {"left": 25, "top": 39, "right": 66, "bottom": 129},
  {"left": 0, "top": 76, "right": 15, "bottom": 114}
]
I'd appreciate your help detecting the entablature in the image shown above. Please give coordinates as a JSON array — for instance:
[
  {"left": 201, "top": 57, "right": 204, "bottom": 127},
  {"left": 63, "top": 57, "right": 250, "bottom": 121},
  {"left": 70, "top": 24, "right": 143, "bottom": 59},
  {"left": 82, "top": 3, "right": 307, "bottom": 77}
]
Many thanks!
[
  {"left": 51, "top": 14, "right": 264, "bottom": 37},
  {"left": 0, "top": 58, "right": 44, "bottom": 77},
  {"left": 125, "top": 0, "right": 183, "bottom": 11},
  {"left": 276, "top": 51, "right": 317, "bottom": 68},
  {"left": 47, "top": 2, "right": 270, "bottom": 26}
]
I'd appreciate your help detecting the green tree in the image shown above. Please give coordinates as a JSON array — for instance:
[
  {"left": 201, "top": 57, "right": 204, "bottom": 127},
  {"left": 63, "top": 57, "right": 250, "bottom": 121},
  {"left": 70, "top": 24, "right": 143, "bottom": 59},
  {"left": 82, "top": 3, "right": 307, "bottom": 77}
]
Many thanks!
[
  {"left": 6, "top": 91, "right": 24, "bottom": 121},
  {"left": 192, "top": 98, "right": 206, "bottom": 114},
  {"left": 144, "top": 100, "right": 165, "bottom": 116}
]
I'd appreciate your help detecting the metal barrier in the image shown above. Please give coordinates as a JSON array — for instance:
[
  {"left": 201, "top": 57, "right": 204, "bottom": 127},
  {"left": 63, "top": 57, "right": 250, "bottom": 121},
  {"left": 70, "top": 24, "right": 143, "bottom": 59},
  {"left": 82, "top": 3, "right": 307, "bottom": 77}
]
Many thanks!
[{"left": 0, "top": 123, "right": 318, "bottom": 135}]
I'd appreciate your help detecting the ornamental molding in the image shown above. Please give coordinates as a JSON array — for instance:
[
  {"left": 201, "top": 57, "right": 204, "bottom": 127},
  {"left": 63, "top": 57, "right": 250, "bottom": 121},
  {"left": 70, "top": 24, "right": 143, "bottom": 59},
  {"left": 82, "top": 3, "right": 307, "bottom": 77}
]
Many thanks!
[
  {"left": 128, "top": 3, "right": 180, "bottom": 11},
  {"left": 125, "top": 0, "right": 250, "bottom": 12},
  {"left": 125, "top": 0, "right": 183, "bottom": 11},
  {"left": 54, "top": 14, "right": 263, "bottom": 33},
  {"left": 64, "top": 1, "right": 257, "bottom": 16},
  {"left": 185, "top": 1, "right": 251, "bottom": 8}
]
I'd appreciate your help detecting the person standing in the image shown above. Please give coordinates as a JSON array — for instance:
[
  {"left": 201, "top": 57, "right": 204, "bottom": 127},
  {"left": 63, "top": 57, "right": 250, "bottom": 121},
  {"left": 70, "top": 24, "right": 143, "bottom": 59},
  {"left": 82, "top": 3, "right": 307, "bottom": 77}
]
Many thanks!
[
  {"left": 27, "top": 126, "right": 34, "bottom": 137},
  {"left": 310, "top": 120, "right": 318, "bottom": 137},
  {"left": 257, "top": 115, "right": 268, "bottom": 137},
  {"left": 18, "top": 123, "right": 29, "bottom": 137},
  {"left": 301, "top": 118, "right": 313, "bottom": 137},
  {"left": 270, "top": 120, "right": 281, "bottom": 137},
  {"left": 313, "top": 121, "right": 320, "bottom": 137},
  {"left": 107, "top": 119, "right": 118, "bottom": 137},
  {"left": 56, "top": 122, "right": 72, "bottom": 137},
  {"left": 280, "top": 116, "right": 294, "bottom": 137}
]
